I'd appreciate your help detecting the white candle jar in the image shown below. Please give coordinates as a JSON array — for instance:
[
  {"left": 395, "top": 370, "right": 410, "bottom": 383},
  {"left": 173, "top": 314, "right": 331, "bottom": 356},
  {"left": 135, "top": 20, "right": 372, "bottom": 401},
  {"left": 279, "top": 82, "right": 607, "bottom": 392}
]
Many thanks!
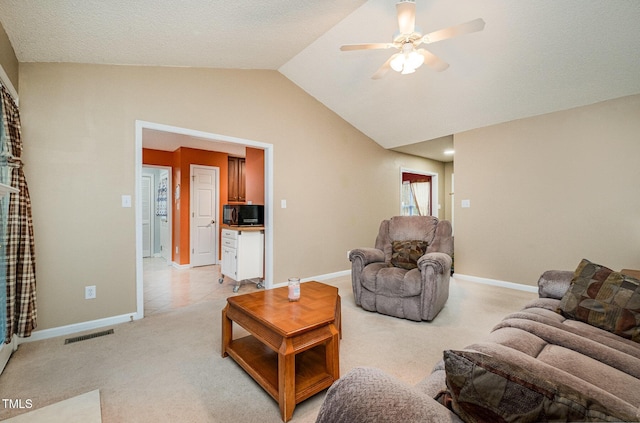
[{"left": 288, "top": 278, "right": 300, "bottom": 301}]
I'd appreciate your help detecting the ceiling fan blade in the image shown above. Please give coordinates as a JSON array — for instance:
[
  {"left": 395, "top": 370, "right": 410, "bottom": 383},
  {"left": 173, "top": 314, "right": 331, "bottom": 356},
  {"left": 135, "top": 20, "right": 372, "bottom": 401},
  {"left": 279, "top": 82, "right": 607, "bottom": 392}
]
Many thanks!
[
  {"left": 421, "top": 18, "right": 485, "bottom": 44},
  {"left": 417, "top": 49, "right": 449, "bottom": 72},
  {"left": 396, "top": 1, "right": 416, "bottom": 34},
  {"left": 340, "top": 43, "right": 394, "bottom": 51},
  {"left": 371, "top": 55, "right": 396, "bottom": 80}
]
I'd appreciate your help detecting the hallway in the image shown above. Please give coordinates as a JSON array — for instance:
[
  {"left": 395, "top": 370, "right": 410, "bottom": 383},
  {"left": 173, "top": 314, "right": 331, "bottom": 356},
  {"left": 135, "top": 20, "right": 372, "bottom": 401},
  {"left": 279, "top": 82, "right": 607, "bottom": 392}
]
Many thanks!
[{"left": 143, "top": 257, "right": 261, "bottom": 316}]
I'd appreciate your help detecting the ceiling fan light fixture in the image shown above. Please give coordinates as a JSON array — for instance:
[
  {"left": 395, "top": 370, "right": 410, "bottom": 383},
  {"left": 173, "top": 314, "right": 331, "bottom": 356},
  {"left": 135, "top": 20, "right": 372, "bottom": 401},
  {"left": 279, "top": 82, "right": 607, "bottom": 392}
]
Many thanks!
[
  {"left": 401, "top": 65, "right": 416, "bottom": 75},
  {"left": 390, "top": 46, "right": 424, "bottom": 74},
  {"left": 390, "top": 53, "right": 405, "bottom": 72},
  {"left": 407, "top": 50, "right": 424, "bottom": 69},
  {"left": 339, "top": 1, "right": 485, "bottom": 79}
]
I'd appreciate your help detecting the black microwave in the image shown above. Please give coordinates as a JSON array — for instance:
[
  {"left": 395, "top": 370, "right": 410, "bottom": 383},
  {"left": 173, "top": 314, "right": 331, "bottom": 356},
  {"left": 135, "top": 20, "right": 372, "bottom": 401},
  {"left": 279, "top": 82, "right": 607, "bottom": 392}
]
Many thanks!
[{"left": 223, "top": 204, "right": 264, "bottom": 226}]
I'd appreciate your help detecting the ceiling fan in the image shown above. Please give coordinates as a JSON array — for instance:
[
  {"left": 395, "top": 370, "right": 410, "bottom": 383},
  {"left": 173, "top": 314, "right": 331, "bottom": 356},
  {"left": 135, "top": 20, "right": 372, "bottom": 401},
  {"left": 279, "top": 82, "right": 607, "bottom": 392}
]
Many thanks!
[{"left": 340, "top": 0, "right": 485, "bottom": 79}]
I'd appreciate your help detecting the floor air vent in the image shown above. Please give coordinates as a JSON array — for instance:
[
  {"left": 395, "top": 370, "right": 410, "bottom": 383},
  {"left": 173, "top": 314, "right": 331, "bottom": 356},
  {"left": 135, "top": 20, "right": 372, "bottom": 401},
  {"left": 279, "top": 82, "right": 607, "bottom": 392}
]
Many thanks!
[{"left": 65, "top": 329, "right": 114, "bottom": 345}]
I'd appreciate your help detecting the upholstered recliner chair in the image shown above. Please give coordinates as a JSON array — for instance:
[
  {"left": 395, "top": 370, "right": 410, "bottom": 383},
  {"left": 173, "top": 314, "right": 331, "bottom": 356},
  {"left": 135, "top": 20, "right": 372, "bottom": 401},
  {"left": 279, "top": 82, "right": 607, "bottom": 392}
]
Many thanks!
[{"left": 349, "top": 216, "right": 453, "bottom": 321}]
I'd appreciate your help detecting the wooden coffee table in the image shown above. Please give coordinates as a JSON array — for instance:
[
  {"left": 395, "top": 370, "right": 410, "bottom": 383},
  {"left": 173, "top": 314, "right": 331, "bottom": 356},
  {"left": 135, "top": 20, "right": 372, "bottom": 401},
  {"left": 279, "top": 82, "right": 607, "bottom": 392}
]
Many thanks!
[{"left": 221, "top": 281, "right": 341, "bottom": 422}]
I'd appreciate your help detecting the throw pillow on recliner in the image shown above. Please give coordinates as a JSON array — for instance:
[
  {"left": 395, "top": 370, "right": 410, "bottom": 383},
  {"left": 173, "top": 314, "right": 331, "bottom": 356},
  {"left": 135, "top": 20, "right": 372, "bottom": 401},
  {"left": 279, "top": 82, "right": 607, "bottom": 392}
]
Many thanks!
[
  {"left": 390, "top": 240, "right": 428, "bottom": 270},
  {"left": 558, "top": 258, "right": 640, "bottom": 343}
]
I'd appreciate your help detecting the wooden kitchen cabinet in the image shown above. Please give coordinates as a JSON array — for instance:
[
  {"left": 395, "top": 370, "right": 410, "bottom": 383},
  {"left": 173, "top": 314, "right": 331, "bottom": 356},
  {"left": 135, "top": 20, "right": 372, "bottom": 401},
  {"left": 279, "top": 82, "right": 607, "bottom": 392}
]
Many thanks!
[{"left": 228, "top": 157, "right": 246, "bottom": 202}]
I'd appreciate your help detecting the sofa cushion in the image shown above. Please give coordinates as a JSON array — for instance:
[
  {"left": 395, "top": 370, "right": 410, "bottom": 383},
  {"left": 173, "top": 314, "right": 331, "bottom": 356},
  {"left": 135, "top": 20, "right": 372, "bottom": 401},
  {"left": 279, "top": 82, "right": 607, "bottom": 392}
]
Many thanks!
[
  {"left": 443, "top": 348, "right": 638, "bottom": 423},
  {"left": 490, "top": 318, "right": 640, "bottom": 390},
  {"left": 558, "top": 259, "right": 640, "bottom": 342},
  {"left": 390, "top": 240, "right": 428, "bottom": 270},
  {"left": 505, "top": 300, "right": 640, "bottom": 361}
]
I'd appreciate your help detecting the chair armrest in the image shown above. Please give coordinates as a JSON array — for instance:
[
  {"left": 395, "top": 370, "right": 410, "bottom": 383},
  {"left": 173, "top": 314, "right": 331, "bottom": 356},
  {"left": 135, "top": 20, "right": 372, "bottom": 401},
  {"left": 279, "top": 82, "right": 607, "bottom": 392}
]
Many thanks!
[
  {"left": 349, "top": 248, "right": 385, "bottom": 266},
  {"left": 349, "top": 248, "right": 385, "bottom": 307},
  {"left": 537, "top": 270, "right": 574, "bottom": 299},
  {"left": 315, "top": 367, "right": 462, "bottom": 423},
  {"left": 417, "top": 253, "right": 453, "bottom": 321},
  {"left": 417, "top": 252, "right": 452, "bottom": 275}
]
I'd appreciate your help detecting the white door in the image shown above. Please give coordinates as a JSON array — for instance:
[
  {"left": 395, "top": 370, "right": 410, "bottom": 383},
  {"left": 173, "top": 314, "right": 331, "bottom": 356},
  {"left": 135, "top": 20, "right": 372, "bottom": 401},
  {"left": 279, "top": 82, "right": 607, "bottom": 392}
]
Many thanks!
[
  {"left": 141, "top": 175, "right": 153, "bottom": 257},
  {"left": 190, "top": 165, "right": 218, "bottom": 267}
]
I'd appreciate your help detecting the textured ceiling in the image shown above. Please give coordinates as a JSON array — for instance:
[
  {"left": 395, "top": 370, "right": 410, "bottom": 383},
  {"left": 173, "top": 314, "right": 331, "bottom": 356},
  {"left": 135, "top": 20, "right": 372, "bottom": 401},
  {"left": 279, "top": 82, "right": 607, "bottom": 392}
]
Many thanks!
[
  {"left": 1, "top": 0, "right": 639, "bottom": 162},
  {"left": 0, "top": 0, "right": 366, "bottom": 69}
]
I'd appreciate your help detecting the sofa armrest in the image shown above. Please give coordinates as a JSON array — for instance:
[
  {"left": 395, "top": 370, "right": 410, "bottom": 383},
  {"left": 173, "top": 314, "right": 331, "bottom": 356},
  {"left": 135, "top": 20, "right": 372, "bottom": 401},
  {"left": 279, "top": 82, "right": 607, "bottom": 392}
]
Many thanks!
[
  {"left": 414, "top": 360, "right": 448, "bottom": 399},
  {"left": 417, "top": 252, "right": 452, "bottom": 275},
  {"left": 537, "top": 270, "right": 574, "bottom": 299},
  {"left": 349, "top": 248, "right": 385, "bottom": 266},
  {"left": 315, "top": 367, "right": 462, "bottom": 423}
]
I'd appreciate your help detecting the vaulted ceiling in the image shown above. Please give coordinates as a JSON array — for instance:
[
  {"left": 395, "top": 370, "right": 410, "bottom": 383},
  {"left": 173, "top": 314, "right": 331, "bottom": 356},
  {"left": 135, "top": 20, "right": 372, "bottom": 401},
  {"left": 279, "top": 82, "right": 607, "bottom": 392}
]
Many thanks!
[{"left": 1, "top": 0, "right": 639, "bottom": 162}]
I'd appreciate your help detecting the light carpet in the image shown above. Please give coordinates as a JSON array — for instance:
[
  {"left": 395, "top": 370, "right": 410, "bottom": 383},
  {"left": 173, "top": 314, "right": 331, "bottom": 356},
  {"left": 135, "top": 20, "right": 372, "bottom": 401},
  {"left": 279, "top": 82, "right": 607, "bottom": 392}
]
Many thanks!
[{"left": 0, "top": 275, "right": 536, "bottom": 422}]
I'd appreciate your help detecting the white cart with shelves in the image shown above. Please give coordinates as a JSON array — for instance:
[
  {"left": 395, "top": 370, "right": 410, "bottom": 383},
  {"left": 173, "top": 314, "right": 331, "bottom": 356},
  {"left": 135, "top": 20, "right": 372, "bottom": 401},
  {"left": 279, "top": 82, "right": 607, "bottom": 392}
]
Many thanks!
[{"left": 219, "top": 226, "right": 264, "bottom": 293}]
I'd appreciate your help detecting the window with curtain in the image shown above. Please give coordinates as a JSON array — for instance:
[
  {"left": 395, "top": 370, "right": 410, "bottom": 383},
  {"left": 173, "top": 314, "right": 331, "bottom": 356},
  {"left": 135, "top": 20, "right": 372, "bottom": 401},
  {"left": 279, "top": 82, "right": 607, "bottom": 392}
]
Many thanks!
[
  {"left": 0, "top": 101, "right": 8, "bottom": 343},
  {"left": 0, "top": 84, "right": 37, "bottom": 342},
  {"left": 401, "top": 172, "right": 431, "bottom": 216}
]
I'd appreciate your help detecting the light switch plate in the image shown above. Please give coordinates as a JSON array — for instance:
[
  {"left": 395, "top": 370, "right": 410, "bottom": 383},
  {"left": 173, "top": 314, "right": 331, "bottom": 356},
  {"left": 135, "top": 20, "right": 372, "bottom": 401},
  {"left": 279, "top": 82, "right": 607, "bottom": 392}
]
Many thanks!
[
  {"left": 461, "top": 199, "right": 471, "bottom": 208},
  {"left": 122, "top": 195, "right": 132, "bottom": 208}
]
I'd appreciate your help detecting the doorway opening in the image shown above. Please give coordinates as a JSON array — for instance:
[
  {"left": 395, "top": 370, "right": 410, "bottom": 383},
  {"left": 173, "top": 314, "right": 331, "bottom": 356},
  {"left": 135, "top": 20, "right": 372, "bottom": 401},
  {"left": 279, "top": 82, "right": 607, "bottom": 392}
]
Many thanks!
[
  {"left": 142, "top": 166, "right": 172, "bottom": 263},
  {"left": 135, "top": 120, "right": 274, "bottom": 320},
  {"left": 400, "top": 168, "right": 439, "bottom": 218}
]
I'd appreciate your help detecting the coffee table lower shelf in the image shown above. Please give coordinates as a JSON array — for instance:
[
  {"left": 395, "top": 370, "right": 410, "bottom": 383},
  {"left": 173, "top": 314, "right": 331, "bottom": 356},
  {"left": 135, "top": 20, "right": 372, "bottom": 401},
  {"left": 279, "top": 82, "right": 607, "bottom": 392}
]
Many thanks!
[{"left": 226, "top": 335, "right": 335, "bottom": 404}]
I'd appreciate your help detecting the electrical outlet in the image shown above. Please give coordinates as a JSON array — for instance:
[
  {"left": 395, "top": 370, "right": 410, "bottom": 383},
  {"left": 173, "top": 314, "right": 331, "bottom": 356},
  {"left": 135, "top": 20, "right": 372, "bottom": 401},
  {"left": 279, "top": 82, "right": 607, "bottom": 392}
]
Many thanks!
[{"left": 85, "top": 285, "right": 96, "bottom": 300}]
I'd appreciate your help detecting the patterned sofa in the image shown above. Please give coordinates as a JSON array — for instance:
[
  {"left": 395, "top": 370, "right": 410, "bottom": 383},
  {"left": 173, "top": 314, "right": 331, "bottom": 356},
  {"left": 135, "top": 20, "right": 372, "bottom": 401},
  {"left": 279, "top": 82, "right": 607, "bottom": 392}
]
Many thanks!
[{"left": 316, "top": 260, "right": 640, "bottom": 422}]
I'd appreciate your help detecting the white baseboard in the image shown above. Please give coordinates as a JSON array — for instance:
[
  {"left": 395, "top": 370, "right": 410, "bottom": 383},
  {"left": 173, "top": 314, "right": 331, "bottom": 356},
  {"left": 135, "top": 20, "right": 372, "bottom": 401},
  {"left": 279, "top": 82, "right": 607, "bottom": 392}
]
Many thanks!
[
  {"left": 453, "top": 273, "right": 538, "bottom": 293},
  {"left": 18, "top": 312, "right": 140, "bottom": 345}
]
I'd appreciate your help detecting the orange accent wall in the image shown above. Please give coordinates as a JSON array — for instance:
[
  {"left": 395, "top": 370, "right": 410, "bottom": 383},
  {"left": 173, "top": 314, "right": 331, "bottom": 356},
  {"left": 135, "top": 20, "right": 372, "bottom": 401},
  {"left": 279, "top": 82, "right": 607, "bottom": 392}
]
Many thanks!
[
  {"left": 245, "top": 147, "right": 265, "bottom": 204},
  {"left": 177, "top": 147, "right": 229, "bottom": 265},
  {"left": 142, "top": 149, "right": 173, "bottom": 167}
]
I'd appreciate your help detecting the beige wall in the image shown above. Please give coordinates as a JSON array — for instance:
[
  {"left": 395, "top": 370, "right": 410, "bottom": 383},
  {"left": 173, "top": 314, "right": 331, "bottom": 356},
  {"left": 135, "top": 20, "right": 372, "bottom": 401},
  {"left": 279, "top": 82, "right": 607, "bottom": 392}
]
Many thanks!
[
  {"left": 0, "top": 22, "right": 18, "bottom": 91},
  {"left": 454, "top": 94, "right": 640, "bottom": 286},
  {"left": 19, "top": 63, "right": 445, "bottom": 331},
  {"left": 14, "top": 60, "right": 640, "bottom": 331}
]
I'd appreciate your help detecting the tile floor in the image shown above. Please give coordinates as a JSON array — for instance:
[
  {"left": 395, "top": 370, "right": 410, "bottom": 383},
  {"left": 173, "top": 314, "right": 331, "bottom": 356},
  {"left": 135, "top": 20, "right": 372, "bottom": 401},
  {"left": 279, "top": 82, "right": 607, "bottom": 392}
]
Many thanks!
[{"left": 143, "top": 257, "right": 262, "bottom": 316}]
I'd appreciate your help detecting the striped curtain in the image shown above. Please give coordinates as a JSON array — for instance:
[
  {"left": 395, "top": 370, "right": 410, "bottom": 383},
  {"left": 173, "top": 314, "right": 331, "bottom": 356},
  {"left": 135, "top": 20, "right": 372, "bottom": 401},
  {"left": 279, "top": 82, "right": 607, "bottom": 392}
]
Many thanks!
[{"left": 1, "top": 85, "right": 37, "bottom": 342}]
